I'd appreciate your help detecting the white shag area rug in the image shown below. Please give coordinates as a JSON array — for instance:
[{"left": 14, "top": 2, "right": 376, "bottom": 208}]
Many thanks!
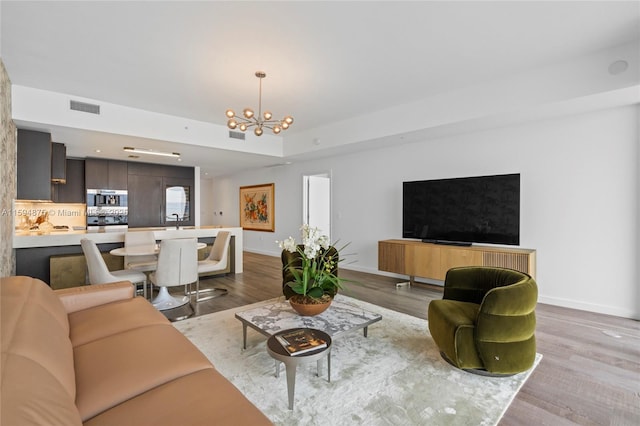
[{"left": 173, "top": 295, "right": 541, "bottom": 426}]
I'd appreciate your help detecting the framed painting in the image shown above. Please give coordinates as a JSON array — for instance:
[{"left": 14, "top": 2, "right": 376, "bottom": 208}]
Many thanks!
[{"left": 239, "top": 183, "right": 275, "bottom": 232}]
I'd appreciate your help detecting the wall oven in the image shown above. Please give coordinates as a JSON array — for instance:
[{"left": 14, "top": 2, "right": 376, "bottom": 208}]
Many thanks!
[{"left": 86, "top": 189, "right": 128, "bottom": 230}]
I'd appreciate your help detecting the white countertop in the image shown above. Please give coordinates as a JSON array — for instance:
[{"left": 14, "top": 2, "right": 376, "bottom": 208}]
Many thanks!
[
  {"left": 13, "top": 225, "right": 240, "bottom": 247},
  {"left": 13, "top": 226, "right": 244, "bottom": 272}
]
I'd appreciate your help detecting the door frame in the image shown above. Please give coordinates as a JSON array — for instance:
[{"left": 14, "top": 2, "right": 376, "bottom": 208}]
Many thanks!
[{"left": 302, "top": 171, "right": 332, "bottom": 240}]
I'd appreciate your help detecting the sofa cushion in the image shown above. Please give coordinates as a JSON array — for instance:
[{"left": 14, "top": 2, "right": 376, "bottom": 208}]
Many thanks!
[
  {"left": 1, "top": 353, "right": 83, "bottom": 426},
  {"left": 74, "top": 324, "right": 214, "bottom": 421},
  {"left": 1, "top": 277, "right": 76, "bottom": 399},
  {"left": 1, "top": 276, "right": 80, "bottom": 425},
  {"left": 55, "top": 281, "right": 134, "bottom": 314},
  {"left": 84, "top": 369, "right": 272, "bottom": 426},
  {"left": 67, "top": 296, "right": 169, "bottom": 347}
]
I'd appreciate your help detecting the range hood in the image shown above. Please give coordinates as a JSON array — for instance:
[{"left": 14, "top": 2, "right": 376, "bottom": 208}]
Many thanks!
[{"left": 51, "top": 142, "right": 66, "bottom": 184}]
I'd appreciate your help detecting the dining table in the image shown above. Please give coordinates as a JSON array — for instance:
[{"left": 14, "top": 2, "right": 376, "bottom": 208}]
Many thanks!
[
  {"left": 109, "top": 242, "right": 207, "bottom": 257},
  {"left": 109, "top": 241, "right": 208, "bottom": 298}
]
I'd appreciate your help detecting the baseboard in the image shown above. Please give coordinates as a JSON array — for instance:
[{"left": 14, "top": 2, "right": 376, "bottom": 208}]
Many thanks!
[
  {"left": 538, "top": 295, "right": 638, "bottom": 320},
  {"left": 243, "top": 248, "right": 280, "bottom": 257}
]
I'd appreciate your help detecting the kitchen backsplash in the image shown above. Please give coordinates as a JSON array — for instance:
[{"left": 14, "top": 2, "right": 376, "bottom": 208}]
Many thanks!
[{"left": 14, "top": 201, "right": 87, "bottom": 232}]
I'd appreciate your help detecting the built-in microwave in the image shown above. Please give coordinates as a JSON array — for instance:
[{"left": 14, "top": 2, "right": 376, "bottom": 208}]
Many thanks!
[
  {"left": 87, "top": 189, "right": 128, "bottom": 207},
  {"left": 86, "top": 189, "right": 128, "bottom": 230}
]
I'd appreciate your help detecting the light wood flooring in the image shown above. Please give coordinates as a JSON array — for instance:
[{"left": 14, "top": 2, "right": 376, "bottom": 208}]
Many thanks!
[{"left": 172, "top": 251, "right": 640, "bottom": 425}]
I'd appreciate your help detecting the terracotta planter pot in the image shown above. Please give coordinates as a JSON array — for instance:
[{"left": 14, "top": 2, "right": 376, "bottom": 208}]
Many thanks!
[{"left": 289, "top": 296, "right": 332, "bottom": 316}]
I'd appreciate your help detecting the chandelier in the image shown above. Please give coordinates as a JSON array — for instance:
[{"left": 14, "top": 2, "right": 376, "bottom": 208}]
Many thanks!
[{"left": 225, "top": 71, "right": 294, "bottom": 136}]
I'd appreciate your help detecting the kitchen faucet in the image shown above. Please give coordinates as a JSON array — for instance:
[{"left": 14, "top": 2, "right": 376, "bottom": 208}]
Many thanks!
[{"left": 172, "top": 213, "right": 180, "bottom": 229}]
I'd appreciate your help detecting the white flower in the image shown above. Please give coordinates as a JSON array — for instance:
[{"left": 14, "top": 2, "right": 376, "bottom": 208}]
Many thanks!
[
  {"left": 278, "top": 224, "right": 331, "bottom": 259},
  {"left": 303, "top": 244, "right": 318, "bottom": 260},
  {"left": 318, "top": 234, "right": 330, "bottom": 250},
  {"left": 277, "top": 236, "right": 297, "bottom": 253}
]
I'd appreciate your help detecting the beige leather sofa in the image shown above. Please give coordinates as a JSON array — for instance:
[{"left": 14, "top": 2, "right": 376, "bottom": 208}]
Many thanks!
[{"left": 1, "top": 276, "right": 272, "bottom": 425}]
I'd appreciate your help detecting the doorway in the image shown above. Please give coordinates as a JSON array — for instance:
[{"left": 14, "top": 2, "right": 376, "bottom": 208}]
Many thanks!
[{"left": 303, "top": 172, "right": 331, "bottom": 241}]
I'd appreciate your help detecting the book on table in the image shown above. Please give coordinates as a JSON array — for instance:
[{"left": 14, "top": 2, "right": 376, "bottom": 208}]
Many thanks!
[{"left": 275, "top": 329, "right": 327, "bottom": 356}]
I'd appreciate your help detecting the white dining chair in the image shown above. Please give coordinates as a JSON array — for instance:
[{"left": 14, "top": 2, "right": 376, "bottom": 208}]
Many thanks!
[
  {"left": 149, "top": 238, "right": 198, "bottom": 313},
  {"left": 124, "top": 231, "right": 158, "bottom": 271},
  {"left": 80, "top": 239, "right": 147, "bottom": 291},
  {"left": 192, "top": 231, "right": 231, "bottom": 302},
  {"left": 124, "top": 231, "right": 157, "bottom": 298}
]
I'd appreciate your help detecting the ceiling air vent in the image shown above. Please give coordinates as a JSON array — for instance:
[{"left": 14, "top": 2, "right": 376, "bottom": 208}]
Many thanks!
[
  {"left": 70, "top": 100, "right": 100, "bottom": 115},
  {"left": 229, "top": 131, "right": 245, "bottom": 140}
]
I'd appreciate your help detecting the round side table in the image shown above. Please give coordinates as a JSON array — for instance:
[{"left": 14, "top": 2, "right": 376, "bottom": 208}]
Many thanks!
[{"left": 266, "top": 328, "right": 332, "bottom": 410}]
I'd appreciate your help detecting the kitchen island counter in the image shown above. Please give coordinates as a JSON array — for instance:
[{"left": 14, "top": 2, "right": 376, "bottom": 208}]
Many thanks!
[{"left": 14, "top": 226, "right": 244, "bottom": 284}]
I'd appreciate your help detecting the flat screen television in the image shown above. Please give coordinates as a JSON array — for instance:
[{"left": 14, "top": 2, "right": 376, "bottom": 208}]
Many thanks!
[{"left": 403, "top": 173, "right": 520, "bottom": 246}]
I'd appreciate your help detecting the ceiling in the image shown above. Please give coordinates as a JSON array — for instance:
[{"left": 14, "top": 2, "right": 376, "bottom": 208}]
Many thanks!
[{"left": 2, "top": 1, "right": 639, "bottom": 177}]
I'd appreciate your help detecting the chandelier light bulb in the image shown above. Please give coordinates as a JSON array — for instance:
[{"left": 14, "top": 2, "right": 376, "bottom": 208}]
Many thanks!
[{"left": 224, "top": 71, "right": 293, "bottom": 136}]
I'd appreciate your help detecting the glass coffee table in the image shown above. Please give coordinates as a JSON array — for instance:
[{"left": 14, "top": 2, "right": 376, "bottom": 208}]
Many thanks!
[{"left": 235, "top": 296, "right": 383, "bottom": 350}]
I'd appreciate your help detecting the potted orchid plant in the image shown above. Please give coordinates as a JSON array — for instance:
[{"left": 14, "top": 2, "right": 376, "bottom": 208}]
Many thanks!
[{"left": 277, "top": 224, "right": 349, "bottom": 315}]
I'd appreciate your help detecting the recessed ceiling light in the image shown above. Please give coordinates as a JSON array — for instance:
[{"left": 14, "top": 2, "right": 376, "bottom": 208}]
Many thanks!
[
  {"left": 123, "top": 147, "right": 180, "bottom": 158},
  {"left": 95, "top": 149, "right": 101, "bottom": 153},
  {"left": 608, "top": 60, "right": 629, "bottom": 75}
]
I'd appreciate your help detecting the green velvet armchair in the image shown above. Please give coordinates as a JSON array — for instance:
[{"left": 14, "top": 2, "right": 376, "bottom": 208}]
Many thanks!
[
  {"left": 281, "top": 245, "right": 339, "bottom": 299},
  {"left": 428, "top": 266, "right": 538, "bottom": 375}
]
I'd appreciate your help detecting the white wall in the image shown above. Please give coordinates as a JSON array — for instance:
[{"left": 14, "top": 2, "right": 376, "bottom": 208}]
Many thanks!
[
  {"left": 199, "top": 177, "right": 214, "bottom": 226},
  {"left": 213, "top": 106, "right": 639, "bottom": 319}
]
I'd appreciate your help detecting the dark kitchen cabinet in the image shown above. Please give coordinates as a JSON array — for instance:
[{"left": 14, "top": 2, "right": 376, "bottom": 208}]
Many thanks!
[
  {"left": 127, "top": 174, "right": 163, "bottom": 227},
  {"left": 85, "top": 158, "right": 128, "bottom": 190},
  {"left": 51, "top": 142, "right": 67, "bottom": 183},
  {"left": 108, "top": 160, "right": 128, "bottom": 189},
  {"left": 127, "top": 162, "right": 194, "bottom": 227},
  {"left": 17, "top": 129, "right": 52, "bottom": 200},
  {"left": 84, "top": 158, "right": 107, "bottom": 189},
  {"left": 52, "top": 159, "right": 85, "bottom": 203},
  {"left": 127, "top": 161, "right": 193, "bottom": 179}
]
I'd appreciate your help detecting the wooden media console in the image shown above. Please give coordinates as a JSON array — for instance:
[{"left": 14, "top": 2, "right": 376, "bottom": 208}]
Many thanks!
[{"left": 378, "top": 239, "right": 536, "bottom": 284}]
